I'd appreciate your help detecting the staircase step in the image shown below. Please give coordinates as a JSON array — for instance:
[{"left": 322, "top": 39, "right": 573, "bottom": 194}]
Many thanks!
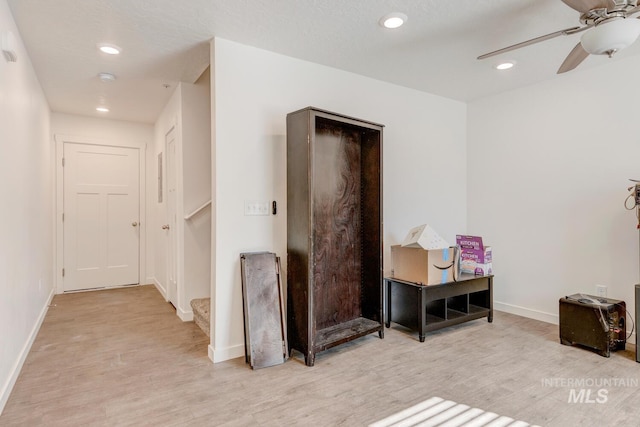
[{"left": 190, "top": 298, "right": 210, "bottom": 337}]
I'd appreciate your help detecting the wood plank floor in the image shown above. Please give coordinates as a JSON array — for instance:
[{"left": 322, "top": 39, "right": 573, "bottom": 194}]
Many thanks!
[{"left": 1, "top": 285, "right": 639, "bottom": 426}]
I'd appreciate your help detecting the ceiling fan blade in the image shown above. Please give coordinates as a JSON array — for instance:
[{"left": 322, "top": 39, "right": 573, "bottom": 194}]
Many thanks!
[
  {"left": 557, "top": 42, "right": 590, "bottom": 73},
  {"left": 561, "top": 0, "right": 615, "bottom": 13},
  {"left": 478, "top": 26, "right": 581, "bottom": 60}
]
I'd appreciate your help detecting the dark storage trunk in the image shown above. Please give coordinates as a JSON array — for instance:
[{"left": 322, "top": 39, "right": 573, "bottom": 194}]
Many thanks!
[
  {"left": 286, "top": 107, "right": 384, "bottom": 366},
  {"left": 559, "top": 294, "right": 626, "bottom": 358}
]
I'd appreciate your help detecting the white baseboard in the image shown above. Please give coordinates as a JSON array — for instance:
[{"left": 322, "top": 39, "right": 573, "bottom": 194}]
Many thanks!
[
  {"left": 0, "top": 289, "right": 54, "bottom": 415},
  {"left": 152, "top": 278, "right": 193, "bottom": 322},
  {"left": 208, "top": 343, "right": 244, "bottom": 363},
  {"left": 494, "top": 301, "right": 558, "bottom": 325},
  {"left": 177, "top": 307, "right": 193, "bottom": 322},
  {"left": 152, "top": 277, "right": 167, "bottom": 301}
]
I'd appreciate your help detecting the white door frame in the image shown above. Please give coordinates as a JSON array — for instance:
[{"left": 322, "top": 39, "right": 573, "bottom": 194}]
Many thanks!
[
  {"left": 165, "top": 126, "right": 178, "bottom": 307},
  {"left": 162, "top": 123, "right": 188, "bottom": 320},
  {"left": 55, "top": 134, "right": 147, "bottom": 294}
]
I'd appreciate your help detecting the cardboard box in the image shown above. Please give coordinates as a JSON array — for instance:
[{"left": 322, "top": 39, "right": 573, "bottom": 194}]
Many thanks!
[
  {"left": 391, "top": 245, "right": 459, "bottom": 285},
  {"left": 402, "top": 224, "right": 449, "bottom": 249}
]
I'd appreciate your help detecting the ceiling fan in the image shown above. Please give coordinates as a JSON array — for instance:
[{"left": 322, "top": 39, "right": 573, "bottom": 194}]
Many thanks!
[{"left": 478, "top": 0, "right": 640, "bottom": 73}]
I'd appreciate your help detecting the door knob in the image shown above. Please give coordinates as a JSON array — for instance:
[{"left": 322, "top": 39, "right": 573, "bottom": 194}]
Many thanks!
[
  {"left": 132, "top": 222, "right": 138, "bottom": 227},
  {"left": 162, "top": 224, "right": 170, "bottom": 230}
]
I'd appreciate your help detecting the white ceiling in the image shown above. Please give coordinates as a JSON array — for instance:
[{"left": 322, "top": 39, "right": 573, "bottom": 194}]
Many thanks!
[{"left": 7, "top": 0, "right": 640, "bottom": 124}]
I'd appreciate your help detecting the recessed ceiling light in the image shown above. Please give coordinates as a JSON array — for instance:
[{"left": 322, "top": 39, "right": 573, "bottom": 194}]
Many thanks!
[
  {"left": 96, "top": 107, "right": 109, "bottom": 113},
  {"left": 379, "top": 12, "right": 407, "bottom": 29},
  {"left": 97, "top": 43, "right": 121, "bottom": 55},
  {"left": 495, "top": 61, "right": 516, "bottom": 70},
  {"left": 98, "top": 72, "right": 116, "bottom": 82}
]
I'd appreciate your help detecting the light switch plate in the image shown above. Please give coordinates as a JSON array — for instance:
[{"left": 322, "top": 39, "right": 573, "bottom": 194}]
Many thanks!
[{"left": 245, "top": 200, "right": 270, "bottom": 216}]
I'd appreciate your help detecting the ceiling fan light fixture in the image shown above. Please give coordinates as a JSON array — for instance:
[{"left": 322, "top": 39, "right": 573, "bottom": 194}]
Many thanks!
[
  {"left": 580, "top": 18, "right": 640, "bottom": 55},
  {"left": 379, "top": 13, "right": 407, "bottom": 29}
]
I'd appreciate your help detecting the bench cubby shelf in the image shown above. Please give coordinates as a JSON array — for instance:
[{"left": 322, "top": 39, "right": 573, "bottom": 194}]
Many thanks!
[{"left": 385, "top": 275, "right": 493, "bottom": 342}]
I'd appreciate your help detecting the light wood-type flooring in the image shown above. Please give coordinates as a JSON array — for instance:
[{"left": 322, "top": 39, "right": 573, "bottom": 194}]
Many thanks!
[{"left": 1, "top": 285, "right": 639, "bottom": 426}]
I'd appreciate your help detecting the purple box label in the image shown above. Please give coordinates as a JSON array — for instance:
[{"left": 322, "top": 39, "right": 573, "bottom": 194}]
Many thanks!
[
  {"left": 460, "top": 247, "right": 492, "bottom": 263},
  {"left": 456, "top": 235, "right": 484, "bottom": 250},
  {"left": 474, "top": 265, "right": 492, "bottom": 276}
]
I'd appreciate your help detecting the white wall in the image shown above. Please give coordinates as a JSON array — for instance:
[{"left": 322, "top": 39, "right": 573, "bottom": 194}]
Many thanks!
[
  {"left": 51, "top": 113, "right": 155, "bottom": 144},
  {"left": 182, "top": 70, "right": 212, "bottom": 310},
  {"left": 0, "top": 0, "right": 52, "bottom": 414},
  {"left": 468, "top": 55, "right": 640, "bottom": 330},
  {"left": 51, "top": 113, "right": 154, "bottom": 288},
  {"left": 152, "top": 86, "right": 180, "bottom": 299},
  {"left": 153, "top": 79, "right": 211, "bottom": 320},
  {"left": 210, "top": 38, "right": 467, "bottom": 362}
]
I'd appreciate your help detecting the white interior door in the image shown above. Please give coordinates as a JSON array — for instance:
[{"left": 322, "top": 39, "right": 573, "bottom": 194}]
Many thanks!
[
  {"left": 166, "top": 128, "right": 178, "bottom": 306},
  {"left": 63, "top": 143, "right": 140, "bottom": 291}
]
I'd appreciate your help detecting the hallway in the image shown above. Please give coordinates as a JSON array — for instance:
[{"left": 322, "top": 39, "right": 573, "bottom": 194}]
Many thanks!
[{"left": 1, "top": 286, "right": 210, "bottom": 425}]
